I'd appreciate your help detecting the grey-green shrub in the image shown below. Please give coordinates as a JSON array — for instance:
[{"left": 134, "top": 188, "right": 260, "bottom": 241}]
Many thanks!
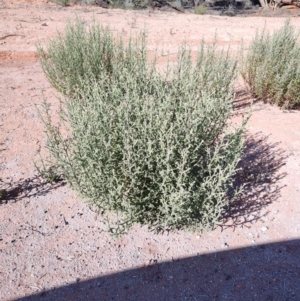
[
  {"left": 242, "top": 20, "right": 300, "bottom": 109},
  {"left": 38, "top": 20, "right": 246, "bottom": 234},
  {"left": 51, "top": 0, "right": 72, "bottom": 6},
  {"left": 37, "top": 21, "right": 235, "bottom": 99},
  {"left": 37, "top": 20, "right": 118, "bottom": 96},
  {"left": 194, "top": 4, "right": 207, "bottom": 15}
]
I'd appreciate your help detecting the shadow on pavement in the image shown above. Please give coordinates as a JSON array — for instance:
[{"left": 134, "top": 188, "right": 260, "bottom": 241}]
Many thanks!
[
  {"left": 17, "top": 239, "right": 300, "bottom": 301},
  {"left": 0, "top": 175, "right": 65, "bottom": 205}
]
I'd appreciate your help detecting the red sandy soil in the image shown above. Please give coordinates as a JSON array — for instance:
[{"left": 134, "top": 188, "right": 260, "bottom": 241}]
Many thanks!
[{"left": 1, "top": 1, "right": 300, "bottom": 300}]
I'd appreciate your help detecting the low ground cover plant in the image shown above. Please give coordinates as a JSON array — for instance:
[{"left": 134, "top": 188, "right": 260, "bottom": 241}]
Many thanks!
[
  {"left": 37, "top": 19, "right": 246, "bottom": 234},
  {"left": 242, "top": 20, "right": 300, "bottom": 110}
]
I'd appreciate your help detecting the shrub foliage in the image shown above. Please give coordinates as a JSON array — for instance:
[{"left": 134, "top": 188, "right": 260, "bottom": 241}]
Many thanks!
[
  {"left": 37, "top": 21, "right": 119, "bottom": 96},
  {"left": 38, "top": 20, "right": 246, "bottom": 234},
  {"left": 194, "top": 4, "right": 207, "bottom": 15},
  {"left": 51, "top": 0, "right": 71, "bottom": 6},
  {"left": 242, "top": 20, "right": 300, "bottom": 109}
]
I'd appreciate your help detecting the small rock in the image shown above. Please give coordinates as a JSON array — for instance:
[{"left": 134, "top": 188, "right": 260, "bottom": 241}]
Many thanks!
[{"left": 225, "top": 10, "right": 236, "bottom": 17}]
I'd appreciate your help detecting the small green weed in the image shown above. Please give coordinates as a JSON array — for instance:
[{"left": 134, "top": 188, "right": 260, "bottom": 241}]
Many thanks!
[{"left": 35, "top": 154, "right": 62, "bottom": 184}]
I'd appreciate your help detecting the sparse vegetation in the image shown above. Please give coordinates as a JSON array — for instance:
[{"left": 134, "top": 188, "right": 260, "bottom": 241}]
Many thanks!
[
  {"left": 37, "top": 21, "right": 117, "bottom": 96},
  {"left": 242, "top": 20, "right": 300, "bottom": 110},
  {"left": 194, "top": 4, "right": 207, "bottom": 15},
  {"left": 0, "top": 188, "right": 5, "bottom": 201},
  {"left": 37, "top": 19, "right": 246, "bottom": 235},
  {"left": 52, "top": 0, "right": 72, "bottom": 6}
]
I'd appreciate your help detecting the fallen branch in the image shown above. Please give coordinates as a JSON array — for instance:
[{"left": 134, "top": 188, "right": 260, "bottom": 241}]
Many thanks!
[{"left": 0, "top": 34, "right": 24, "bottom": 40}]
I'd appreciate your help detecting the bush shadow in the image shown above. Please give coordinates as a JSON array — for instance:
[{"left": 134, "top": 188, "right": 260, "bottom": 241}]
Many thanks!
[
  {"left": 233, "top": 89, "right": 253, "bottom": 115},
  {"left": 232, "top": 89, "right": 270, "bottom": 116},
  {"left": 0, "top": 175, "right": 65, "bottom": 205},
  {"left": 223, "top": 131, "right": 287, "bottom": 229},
  {"left": 17, "top": 239, "right": 300, "bottom": 301},
  {"left": 232, "top": 89, "right": 300, "bottom": 114}
]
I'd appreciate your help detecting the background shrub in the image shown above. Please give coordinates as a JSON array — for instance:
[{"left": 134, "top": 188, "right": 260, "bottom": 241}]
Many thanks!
[
  {"left": 242, "top": 20, "right": 300, "bottom": 110},
  {"left": 50, "top": 0, "right": 72, "bottom": 6},
  {"left": 38, "top": 20, "right": 246, "bottom": 234},
  {"left": 194, "top": 4, "right": 207, "bottom": 14}
]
